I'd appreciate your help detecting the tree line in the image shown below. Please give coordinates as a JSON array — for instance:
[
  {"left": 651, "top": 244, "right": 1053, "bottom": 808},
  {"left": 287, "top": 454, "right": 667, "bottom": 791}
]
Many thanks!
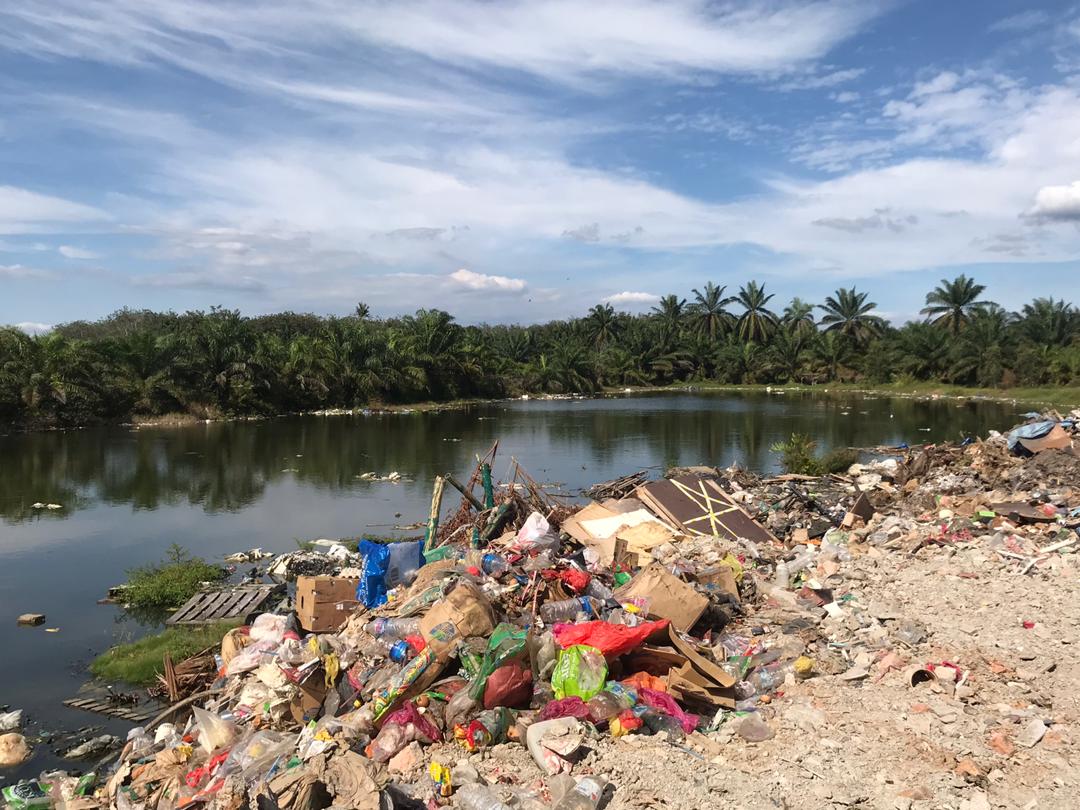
[{"left": 1, "top": 274, "right": 1077, "bottom": 427}]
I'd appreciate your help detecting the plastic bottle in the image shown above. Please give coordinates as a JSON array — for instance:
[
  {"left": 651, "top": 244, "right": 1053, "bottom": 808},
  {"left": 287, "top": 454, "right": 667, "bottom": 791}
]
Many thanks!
[
  {"left": 773, "top": 549, "right": 815, "bottom": 587},
  {"left": 552, "top": 776, "right": 608, "bottom": 810},
  {"left": 748, "top": 656, "right": 813, "bottom": 694},
  {"left": 585, "top": 690, "right": 628, "bottom": 723},
  {"left": 584, "top": 579, "right": 614, "bottom": 602},
  {"left": 364, "top": 617, "right": 420, "bottom": 641},
  {"left": 465, "top": 551, "right": 511, "bottom": 576},
  {"left": 539, "top": 597, "right": 599, "bottom": 624},
  {"left": 388, "top": 640, "right": 414, "bottom": 664},
  {"left": 456, "top": 784, "right": 512, "bottom": 810}
]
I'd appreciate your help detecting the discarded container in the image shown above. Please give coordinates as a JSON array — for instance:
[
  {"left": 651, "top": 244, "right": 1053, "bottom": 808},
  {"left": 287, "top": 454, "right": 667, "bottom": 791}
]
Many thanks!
[{"left": 552, "top": 776, "right": 608, "bottom": 810}]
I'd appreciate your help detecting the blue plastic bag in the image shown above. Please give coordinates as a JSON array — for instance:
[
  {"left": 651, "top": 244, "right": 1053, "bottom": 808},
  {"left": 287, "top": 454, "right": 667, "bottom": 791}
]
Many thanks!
[{"left": 356, "top": 540, "right": 390, "bottom": 608}]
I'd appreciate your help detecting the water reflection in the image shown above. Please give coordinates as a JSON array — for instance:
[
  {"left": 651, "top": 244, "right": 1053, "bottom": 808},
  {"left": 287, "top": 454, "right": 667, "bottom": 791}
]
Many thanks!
[{"left": 0, "top": 392, "right": 1017, "bottom": 525}]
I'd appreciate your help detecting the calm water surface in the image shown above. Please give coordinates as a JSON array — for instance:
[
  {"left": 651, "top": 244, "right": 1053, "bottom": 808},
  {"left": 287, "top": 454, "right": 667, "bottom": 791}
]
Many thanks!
[{"left": 0, "top": 391, "right": 1020, "bottom": 778}]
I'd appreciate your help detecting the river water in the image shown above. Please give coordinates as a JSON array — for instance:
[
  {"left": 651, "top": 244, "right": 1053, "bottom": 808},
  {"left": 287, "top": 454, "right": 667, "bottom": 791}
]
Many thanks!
[{"left": 0, "top": 391, "right": 1020, "bottom": 777}]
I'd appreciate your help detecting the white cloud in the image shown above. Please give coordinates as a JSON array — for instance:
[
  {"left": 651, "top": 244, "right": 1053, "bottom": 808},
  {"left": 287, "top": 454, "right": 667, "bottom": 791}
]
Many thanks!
[
  {"left": 775, "top": 67, "right": 865, "bottom": 91},
  {"left": 11, "top": 322, "right": 52, "bottom": 335},
  {"left": 603, "top": 291, "right": 660, "bottom": 305},
  {"left": 0, "top": 263, "right": 53, "bottom": 279},
  {"left": 1026, "top": 181, "right": 1080, "bottom": 223},
  {"left": 832, "top": 90, "right": 859, "bottom": 103},
  {"left": 448, "top": 268, "right": 527, "bottom": 293},
  {"left": 0, "top": 185, "right": 107, "bottom": 234},
  {"left": 58, "top": 245, "right": 100, "bottom": 259},
  {"left": 133, "top": 271, "right": 267, "bottom": 292}
]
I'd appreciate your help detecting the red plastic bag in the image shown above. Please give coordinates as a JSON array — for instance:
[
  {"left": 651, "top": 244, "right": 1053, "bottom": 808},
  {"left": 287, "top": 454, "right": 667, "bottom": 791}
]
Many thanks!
[
  {"left": 552, "top": 620, "right": 669, "bottom": 658},
  {"left": 539, "top": 696, "right": 591, "bottom": 721},
  {"left": 639, "top": 687, "right": 698, "bottom": 733},
  {"left": 384, "top": 701, "right": 442, "bottom": 743},
  {"left": 483, "top": 660, "right": 533, "bottom": 709}
]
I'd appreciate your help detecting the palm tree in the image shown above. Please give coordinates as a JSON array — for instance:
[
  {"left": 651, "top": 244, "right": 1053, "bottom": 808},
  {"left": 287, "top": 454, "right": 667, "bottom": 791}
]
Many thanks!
[
  {"left": 690, "top": 282, "right": 735, "bottom": 341},
  {"left": 949, "top": 304, "right": 1015, "bottom": 387},
  {"left": 782, "top": 298, "right": 817, "bottom": 339},
  {"left": 585, "top": 304, "right": 620, "bottom": 347},
  {"left": 810, "top": 330, "right": 853, "bottom": 382},
  {"left": 896, "top": 322, "right": 950, "bottom": 379},
  {"left": 818, "top": 287, "right": 886, "bottom": 345},
  {"left": 1019, "top": 298, "right": 1076, "bottom": 347},
  {"left": 651, "top": 295, "right": 687, "bottom": 346},
  {"left": 735, "top": 280, "right": 778, "bottom": 343},
  {"left": 921, "top": 274, "right": 989, "bottom": 334},
  {"left": 768, "top": 327, "right": 809, "bottom": 383}
]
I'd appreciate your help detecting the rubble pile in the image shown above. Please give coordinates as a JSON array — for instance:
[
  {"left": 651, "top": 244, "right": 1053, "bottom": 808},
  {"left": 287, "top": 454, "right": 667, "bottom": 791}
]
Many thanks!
[{"left": 13, "top": 411, "right": 1080, "bottom": 810}]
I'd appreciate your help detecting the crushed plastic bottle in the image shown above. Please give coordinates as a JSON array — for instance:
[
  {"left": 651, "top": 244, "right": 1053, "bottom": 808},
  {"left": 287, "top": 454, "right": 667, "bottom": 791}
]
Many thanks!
[
  {"left": 456, "top": 783, "right": 513, "bottom": 810},
  {"left": 363, "top": 617, "right": 420, "bottom": 641},
  {"left": 539, "top": 597, "right": 600, "bottom": 624},
  {"left": 552, "top": 776, "right": 608, "bottom": 810}
]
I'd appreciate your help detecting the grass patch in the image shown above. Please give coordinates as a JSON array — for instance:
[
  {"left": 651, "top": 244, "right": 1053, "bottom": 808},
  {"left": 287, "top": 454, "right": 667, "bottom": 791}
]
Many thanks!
[
  {"left": 90, "top": 622, "right": 235, "bottom": 685},
  {"left": 123, "top": 544, "right": 228, "bottom": 613},
  {"left": 771, "top": 433, "right": 859, "bottom": 476}
]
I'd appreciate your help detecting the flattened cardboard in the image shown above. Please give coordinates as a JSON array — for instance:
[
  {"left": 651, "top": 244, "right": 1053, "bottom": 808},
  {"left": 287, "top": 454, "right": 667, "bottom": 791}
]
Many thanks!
[
  {"left": 636, "top": 476, "right": 776, "bottom": 544},
  {"left": 560, "top": 502, "right": 618, "bottom": 543},
  {"left": 615, "top": 562, "right": 708, "bottom": 632},
  {"left": 667, "top": 661, "right": 735, "bottom": 709},
  {"left": 849, "top": 491, "right": 875, "bottom": 522},
  {"left": 696, "top": 565, "right": 740, "bottom": 603},
  {"left": 664, "top": 625, "right": 735, "bottom": 689}
]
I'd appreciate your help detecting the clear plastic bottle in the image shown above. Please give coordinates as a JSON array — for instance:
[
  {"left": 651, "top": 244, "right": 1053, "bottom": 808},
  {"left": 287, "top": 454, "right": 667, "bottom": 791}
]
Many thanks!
[
  {"left": 552, "top": 776, "right": 608, "bottom": 810},
  {"left": 364, "top": 617, "right": 420, "bottom": 641},
  {"left": 456, "top": 784, "right": 513, "bottom": 810},
  {"left": 584, "top": 579, "right": 614, "bottom": 601},
  {"left": 585, "top": 690, "right": 629, "bottom": 723},
  {"left": 539, "top": 597, "right": 599, "bottom": 624},
  {"left": 464, "top": 551, "right": 510, "bottom": 576}
]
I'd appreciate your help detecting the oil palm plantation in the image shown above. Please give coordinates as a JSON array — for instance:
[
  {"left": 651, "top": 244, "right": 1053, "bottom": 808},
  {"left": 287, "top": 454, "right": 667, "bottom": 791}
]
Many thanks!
[
  {"left": 585, "top": 304, "right": 620, "bottom": 347},
  {"left": 921, "top": 274, "right": 989, "bottom": 334},
  {"left": 782, "top": 298, "right": 817, "bottom": 339}
]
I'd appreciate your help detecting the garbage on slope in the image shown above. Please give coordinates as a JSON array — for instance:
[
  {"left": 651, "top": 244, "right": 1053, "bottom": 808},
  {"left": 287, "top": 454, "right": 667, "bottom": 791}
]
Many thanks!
[{"left": 24, "top": 410, "right": 1080, "bottom": 809}]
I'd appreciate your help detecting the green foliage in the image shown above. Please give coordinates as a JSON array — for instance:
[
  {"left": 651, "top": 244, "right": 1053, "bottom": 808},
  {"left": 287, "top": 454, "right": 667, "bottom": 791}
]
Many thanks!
[
  {"left": 770, "top": 433, "right": 858, "bottom": 475},
  {"left": 2, "top": 279, "right": 1079, "bottom": 429},
  {"left": 123, "top": 544, "right": 227, "bottom": 613},
  {"left": 90, "top": 622, "right": 236, "bottom": 685}
]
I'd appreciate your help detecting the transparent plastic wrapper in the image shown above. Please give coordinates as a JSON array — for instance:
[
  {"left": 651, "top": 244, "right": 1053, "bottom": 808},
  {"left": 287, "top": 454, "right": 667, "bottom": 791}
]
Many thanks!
[
  {"left": 125, "top": 727, "right": 154, "bottom": 759},
  {"left": 533, "top": 630, "right": 559, "bottom": 681},
  {"left": 249, "top": 613, "right": 287, "bottom": 644},
  {"left": 551, "top": 645, "right": 607, "bottom": 701},
  {"left": 514, "top": 512, "right": 560, "bottom": 553},
  {"left": 456, "top": 783, "right": 513, "bottom": 810},
  {"left": 220, "top": 731, "right": 294, "bottom": 782},
  {"left": 445, "top": 685, "right": 480, "bottom": 730},
  {"left": 584, "top": 691, "right": 628, "bottom": 723},
  {"left": 368, "top": 702, "right": 440, "bottom": 762},
  {"left": 637, "top": 688, "right": 698, "bottom": 733},
  {"left": 225, "top": 640, "right": 277, "bottom": 677},
  {"left": 191, "top": 706, "right": 237, "bottom": 754},
  {"left": 0, "top": 710, "right": 22, "bottom": 732}
]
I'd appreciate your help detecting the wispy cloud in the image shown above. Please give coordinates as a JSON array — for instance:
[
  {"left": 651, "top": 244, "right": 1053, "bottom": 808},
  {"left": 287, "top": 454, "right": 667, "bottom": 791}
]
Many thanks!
[
  {"left": 0, "top": 185, "right": 106, "bottom": 234},
  {"left": 133, "top": 271, "right": 267, "bottom": 293},
  {"left": 988, "top": 10, "right": 1050, "bottom": 34},
  {"left": 58, "top": 245, "right": 100, "bottom": 259},
  {"left": 0, "top": 263, "right": 54, "bottom": 279}
]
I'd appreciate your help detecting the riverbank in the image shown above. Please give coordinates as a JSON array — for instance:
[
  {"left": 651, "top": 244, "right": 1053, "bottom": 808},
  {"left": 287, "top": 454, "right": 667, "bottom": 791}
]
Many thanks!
[{"left": 627, "top": 382, "right": 1080, "bottom": 409}]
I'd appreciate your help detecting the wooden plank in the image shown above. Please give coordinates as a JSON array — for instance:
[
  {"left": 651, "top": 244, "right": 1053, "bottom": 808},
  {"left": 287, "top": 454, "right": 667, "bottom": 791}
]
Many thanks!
[{"left": 167, "top": 584, "right": 282, "bottom": 625}]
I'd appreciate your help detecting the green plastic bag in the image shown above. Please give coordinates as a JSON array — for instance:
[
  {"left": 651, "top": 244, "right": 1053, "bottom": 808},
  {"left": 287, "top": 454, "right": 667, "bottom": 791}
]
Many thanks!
[
  {"left": 468, "top": 622, "right": 528, "bottom": 700},
  {"left": 551, "top": 644, "right": 607, "bottom": 701}
]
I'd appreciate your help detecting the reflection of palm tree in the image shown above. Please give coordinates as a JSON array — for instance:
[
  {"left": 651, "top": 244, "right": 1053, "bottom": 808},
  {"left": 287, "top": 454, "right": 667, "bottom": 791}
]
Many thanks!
[{"left": 921, "top": 274, "right": 988, "bottom": 334}]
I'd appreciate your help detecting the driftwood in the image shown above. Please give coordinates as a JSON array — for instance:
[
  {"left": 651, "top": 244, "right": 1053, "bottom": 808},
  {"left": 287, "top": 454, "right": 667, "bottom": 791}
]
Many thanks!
[{"left": 584, "top": 470, "right": 649, "bottom": 500}]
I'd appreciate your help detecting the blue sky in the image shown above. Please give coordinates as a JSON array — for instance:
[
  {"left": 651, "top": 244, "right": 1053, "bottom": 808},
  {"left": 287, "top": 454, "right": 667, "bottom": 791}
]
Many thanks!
[{"left": 2, "top": 1, "right": 1080, "bottom": 332}]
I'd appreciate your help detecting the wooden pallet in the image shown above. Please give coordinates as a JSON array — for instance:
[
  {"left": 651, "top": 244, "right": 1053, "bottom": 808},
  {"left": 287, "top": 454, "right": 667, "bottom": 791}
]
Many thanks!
[
  {"left": 64, "top": 692, "right": 160, "bottom": 723},
  {"left": 166, "top": 583, "right": 284, "bottom": 626}
]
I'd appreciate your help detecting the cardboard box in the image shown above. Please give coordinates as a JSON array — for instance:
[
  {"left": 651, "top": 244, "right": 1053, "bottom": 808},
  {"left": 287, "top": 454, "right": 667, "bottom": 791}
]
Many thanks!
[
  {"left": 296, "top": 576, "right": 360, "bottom": 633},
  {"left": 615, "top": 562, "right": 708, "bottom": 632}
]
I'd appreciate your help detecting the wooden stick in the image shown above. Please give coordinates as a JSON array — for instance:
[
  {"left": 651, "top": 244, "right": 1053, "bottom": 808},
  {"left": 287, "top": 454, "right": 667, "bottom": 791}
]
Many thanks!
[
  {"left": 444, "top": 473, "right": 484, "bottom": 511},
  {"left": 423, "top": 475, "right": 446, "bottom": 553}
]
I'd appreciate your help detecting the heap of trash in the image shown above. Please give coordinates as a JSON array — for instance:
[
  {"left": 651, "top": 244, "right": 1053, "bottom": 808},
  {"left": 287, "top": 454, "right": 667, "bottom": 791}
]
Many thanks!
[{"left": 10, "top": 411, "right": 1080, "bottom": 810}]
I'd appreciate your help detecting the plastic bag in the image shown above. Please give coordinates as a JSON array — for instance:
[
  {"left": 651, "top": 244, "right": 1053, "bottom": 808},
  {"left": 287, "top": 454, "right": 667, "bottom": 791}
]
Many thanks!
[
  {"left": 525, "top": 718, "right": 584, "bottom": 775},
  {"left": 539, "top": 697, "right": 591, "bottom": 721},
  {"left": 249, "top": 613, "right": 287, "bottom": 645},
  {"left": 552, "top": 620, "right": 668, "bottom": 658},
  {"left": 483, "top": 660, "right": 532, "bottom": 709},
  {"left": 551, "top": 645, "right": 607, "bottom": 701},
  {"left": 367, "top": 702, "right": 440, "bottom": 762},
  {"left": 468, "top": 623, "right": 528, "bottom": 701},
  {"left": 220, "top": 730, "right": 295, "bottom": 782},
  {"left": 191, "top": 706, "right": 237, "bottom": 754},
  {"left": 356, "top": 540, "right": 391, "bottom": 609},
  {"left": 621, "top": 671, "right": 668, "bottom": 693},
  {"left": 385, "top": 540, "right": 424, "bottom": 589},
  {"left": 514, "top": 512, "right": 560, "bottom": 552},
  {"left": 638, "top": 688, "right": 698, "bottom": 734}
]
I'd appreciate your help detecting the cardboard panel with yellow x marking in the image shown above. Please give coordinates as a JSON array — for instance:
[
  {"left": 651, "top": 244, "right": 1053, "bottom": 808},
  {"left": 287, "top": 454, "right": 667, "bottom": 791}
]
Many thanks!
[{"left": 636, "top": 475, "right": 777, "bottom": 545}]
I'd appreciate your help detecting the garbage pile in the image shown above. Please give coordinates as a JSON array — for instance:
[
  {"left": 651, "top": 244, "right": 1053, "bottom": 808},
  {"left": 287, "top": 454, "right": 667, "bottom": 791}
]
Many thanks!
[{"left": 16, "top": 411, "right": 1080, "bottom": 810}]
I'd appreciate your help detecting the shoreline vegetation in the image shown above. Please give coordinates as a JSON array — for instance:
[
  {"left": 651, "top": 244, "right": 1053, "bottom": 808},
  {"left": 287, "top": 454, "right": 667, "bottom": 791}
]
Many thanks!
[{"left": 3, "top": 274, "right": 1079, "bottom": 431}]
